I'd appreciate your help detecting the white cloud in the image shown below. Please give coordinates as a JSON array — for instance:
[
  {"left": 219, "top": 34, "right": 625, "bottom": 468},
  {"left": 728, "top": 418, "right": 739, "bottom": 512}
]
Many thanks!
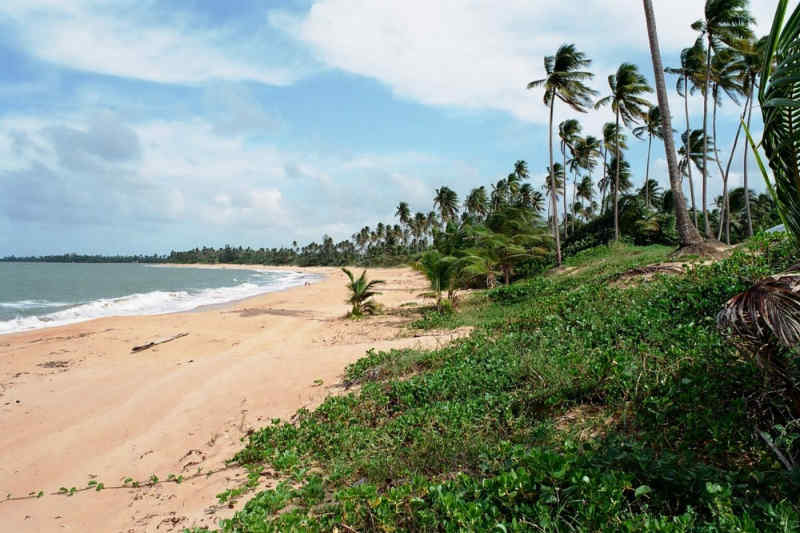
[
  {"left": 289, "top": 0, "right": 786, "bottom": 125},
  {"left": 0, "top": 0, "right": 314, "bottom": 86}
]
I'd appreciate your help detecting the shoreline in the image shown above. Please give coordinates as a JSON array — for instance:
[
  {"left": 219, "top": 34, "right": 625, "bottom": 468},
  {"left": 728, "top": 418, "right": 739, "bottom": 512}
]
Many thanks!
[
  {"left": 0, "top": 266, "right": 468, "bottom": 532},
  {"left": 0, "top": 264, "right": 330, "bottom": 337}
]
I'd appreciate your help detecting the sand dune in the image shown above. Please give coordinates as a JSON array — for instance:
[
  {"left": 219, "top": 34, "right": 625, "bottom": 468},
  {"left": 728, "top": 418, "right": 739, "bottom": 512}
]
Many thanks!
[{"left": 0, "top": 266, "right": 467, "bottom": 532}]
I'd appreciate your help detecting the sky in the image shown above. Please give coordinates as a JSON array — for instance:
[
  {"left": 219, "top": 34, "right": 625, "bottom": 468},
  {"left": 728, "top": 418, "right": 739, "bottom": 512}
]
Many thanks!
[{"left": 0, "top": 0, "right": 789, "bottom": 256}]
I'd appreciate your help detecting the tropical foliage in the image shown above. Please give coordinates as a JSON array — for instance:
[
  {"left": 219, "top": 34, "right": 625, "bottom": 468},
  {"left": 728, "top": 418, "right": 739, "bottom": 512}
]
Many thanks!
[{"left": 341, "top": 268, "right": 384, "bottom": 317}]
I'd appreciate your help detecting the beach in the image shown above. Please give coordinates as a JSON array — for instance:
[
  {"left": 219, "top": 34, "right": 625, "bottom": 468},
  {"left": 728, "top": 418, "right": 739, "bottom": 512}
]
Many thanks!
[{"left": 0, "top": 266, "right": 466, "bottom": 532}]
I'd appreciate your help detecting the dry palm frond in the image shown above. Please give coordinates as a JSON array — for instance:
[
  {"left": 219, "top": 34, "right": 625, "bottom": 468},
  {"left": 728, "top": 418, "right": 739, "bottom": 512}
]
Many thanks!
[{"left": 717, "top": 264, "right": 800, "bottom": 352}]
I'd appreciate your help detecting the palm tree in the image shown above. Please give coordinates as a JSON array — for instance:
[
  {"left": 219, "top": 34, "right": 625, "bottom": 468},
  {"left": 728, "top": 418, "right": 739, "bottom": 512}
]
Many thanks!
[
  {"left": 608, "top": 156, "right": 633, "bottom": 195},
  {"left": 693, "top": 0, "right": 754, "bottom": 238},
  {"left": 596, "top": 63, "right": 653, "bottom": 240},
  {"left": 570, "top": 136, "right": 601, "bottom": 230},
  {"left": 666, "top": 38, "right": 707, "bottom": 228},
  {"left": 601, "top": 123, "right": 628, "bottom": 216},
  {"left": 639, "top": 179, "right": 664, "bottom": 207},
  {"left": 464, "top": 186, "right": 489, "bottom": 219},
  {"left": 558, "top": 119, "right": 582, "bottom": 237},
  {"left": 412, "top": 250, "right": 459, "bottom": 311},
  {"left": 433, "top": 187, "right": 459, "bottom": 224},
  {"left": 632, "top": 106, "right": 669, "bottom": 208},
  {"left": 543, "top": 163, "right": 566, "bottom": 231},
  {"left": 341, "top": 268, "right": 384, "bottom": 317},
  {"left": 735, "top": 35, "right": 768, "bottom": 237},
  {"left": 395, "top": 202, "right": 411, "bottom": 226},
  {"left": 709, "top": 47, "right": 745, "bottom": 243},
  {"left": 528, "top": 44, "right": 597, "bottom": 265},
  {"left": 717, "top": 1, "right": 800, "bottom": 415}
]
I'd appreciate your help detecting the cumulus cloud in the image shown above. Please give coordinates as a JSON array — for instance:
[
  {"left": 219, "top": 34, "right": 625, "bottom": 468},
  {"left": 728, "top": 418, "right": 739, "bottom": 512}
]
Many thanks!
[
  {"left": 287, "top": 0, "right": 781, "bottom": 125},
  {"left": 0, "top": 113, "right": 472, "bottom": 253}
]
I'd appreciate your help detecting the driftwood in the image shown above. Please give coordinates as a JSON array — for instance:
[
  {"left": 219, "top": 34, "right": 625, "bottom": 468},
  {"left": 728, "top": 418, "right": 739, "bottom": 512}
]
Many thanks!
[{"left": 131, "top": 333, "right": 189, "bottom": 353}]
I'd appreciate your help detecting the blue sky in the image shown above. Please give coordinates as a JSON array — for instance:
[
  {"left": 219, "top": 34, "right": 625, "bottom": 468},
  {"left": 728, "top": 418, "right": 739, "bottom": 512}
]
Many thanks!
[{"left": 0, "top": 0, "right": 788, "bottom": 255}]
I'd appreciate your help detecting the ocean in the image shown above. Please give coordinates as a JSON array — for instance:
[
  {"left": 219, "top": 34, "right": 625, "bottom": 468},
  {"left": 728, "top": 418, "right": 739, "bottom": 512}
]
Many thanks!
[{"left": 0, "top": 263, "right": 319, "bottom": 335}]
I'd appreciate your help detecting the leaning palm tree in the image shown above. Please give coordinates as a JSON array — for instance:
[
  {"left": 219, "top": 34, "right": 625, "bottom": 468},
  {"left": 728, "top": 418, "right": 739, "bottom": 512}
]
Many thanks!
[
  {"left": 718, "top": 0, "right": 800, "bottom": 415},
  {"left": 632, "top": 106, "right": 669, "bottom": 208},
  {"left": 433, "top": 186, "right": 459, "bottom": 224},
  {"left": 341, "top": 268, "right": 384, "bottom": 318},
  {"left": 693, "top": 0, "right": 754, "bottom": 237},
  {"left": 596, "top": 63, "right": 653, "bottom": 240},
  {"left": 528, "top": 44, "right": 597, "bottom": 266},
  {"left": 464, "top": 186, "right": 489, "bottom": 219}
]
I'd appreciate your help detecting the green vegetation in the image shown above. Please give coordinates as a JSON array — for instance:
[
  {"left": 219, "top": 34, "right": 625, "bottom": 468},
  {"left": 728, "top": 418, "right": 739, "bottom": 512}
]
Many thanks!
[
  {"left": 185, "top": 233, "right": 800, "bottom": 532},
  {"left": 342, "top": 268, "right": 384, "bottom": 318}
]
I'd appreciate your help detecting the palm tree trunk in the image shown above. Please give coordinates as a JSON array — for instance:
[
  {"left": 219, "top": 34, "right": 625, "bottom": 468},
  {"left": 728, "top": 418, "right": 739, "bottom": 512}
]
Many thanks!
[
  {"left": 744, "top": 77, "right": 755, "bottom": 236},
  {"left": 702, "top": 32, "right": 713, "bottom": 237},
  {"left": 683, "top": 72, "right": 698, "bottom": 227},
  {"left": 549, "top": 96, "right": 562, "bottom": 265},
  {"left": 643, "top": 0, "right": 704, "bottom": 247},
  {"left": 713, "top": 87, "right": 728, "bottom": 242},
  {"left": 601, "top": 146, "right": 608, "bottom": 214},
  {"left": 562, "top": 144, "right": 568, "bottom": 238},
  {"left": 645, "top": 133, "right": 652, "bottom": 208},
  {"left": 614, "top": 109, "right": 621, "bottom": 241},
  {"left": 720, "top": 94, "right": 747, "bottom": 244}
]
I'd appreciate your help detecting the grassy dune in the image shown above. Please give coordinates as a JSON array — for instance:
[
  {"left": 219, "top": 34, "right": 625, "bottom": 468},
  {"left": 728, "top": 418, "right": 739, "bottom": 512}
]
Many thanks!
[{"left": 196, "top": 234, "right": 800, "bottom": 532}]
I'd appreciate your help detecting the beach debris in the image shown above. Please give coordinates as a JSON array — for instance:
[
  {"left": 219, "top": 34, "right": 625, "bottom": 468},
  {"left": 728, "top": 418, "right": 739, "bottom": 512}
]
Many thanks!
[{"left": 131, "top": 333, "right": 189, "bottom": 353}]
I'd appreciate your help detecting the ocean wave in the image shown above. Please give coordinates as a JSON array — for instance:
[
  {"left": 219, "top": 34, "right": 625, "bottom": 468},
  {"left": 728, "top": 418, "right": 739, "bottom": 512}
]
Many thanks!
[
  {"left": 0, "top": 271, "right": 318, "bottom": 335},
  {"left": 0, "top": 299, "right": 76, "bottom": 310}
]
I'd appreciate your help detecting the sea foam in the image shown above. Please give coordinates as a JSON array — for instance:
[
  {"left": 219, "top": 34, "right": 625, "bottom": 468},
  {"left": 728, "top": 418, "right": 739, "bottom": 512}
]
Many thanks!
[{"left": 0, "top": 270, "right": 316, "bottom": 335}]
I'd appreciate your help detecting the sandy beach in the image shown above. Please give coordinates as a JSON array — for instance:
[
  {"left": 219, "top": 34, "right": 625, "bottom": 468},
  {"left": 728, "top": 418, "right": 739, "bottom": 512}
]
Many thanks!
[{"left": 0, "top": 266, "right": 467, "bottom": 532}]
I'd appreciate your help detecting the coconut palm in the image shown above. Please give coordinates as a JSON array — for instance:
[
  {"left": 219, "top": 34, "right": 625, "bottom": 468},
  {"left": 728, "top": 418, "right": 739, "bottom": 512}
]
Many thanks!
[
  {"left": 693, "top": 0, "right": 754, "bottom": 237},
  {"left": 558, "top": 119, "right": 582, "bottom": 237},
  {"left": 528, "top": 44, "right": 597, "bottom": 266},
  {"left": 341, "top": 268, "right": 384, "bottom": 317},
  {"left": 667, "top": 38, "right": 707, "bottom": 228},
  {"left": 543, "top": 163, "right": 566, "bottom": 230},
  {"left": 639, "top": 179, "right": 664, "bottom": 208},
  {"left": 518, "top": 183, "right": 544, "bottom": 214},
  {"left": 601, "top": 123, "right": 628, "bottom": 216},
  {"left": 735, "top": 35, "right": 768, "bottom": 236},
  {"left": 570, "top": 136, "right": 601, "bottom": 230},
  {"left": 412, "top": 250, "right": 459, "bottom": 311},
  {"left": 433, "top": 187, "right": 459, "bottom": 225},
  {"left": 633, "top": 106, "right": 669, "bottom": 208},
  {"left": 607, "top": 156, "right": 633, "bottom": 195},
  {"left": 718, "top": 0, "right": 800, "bottom": 414},
  {"left": 395, "top": 202, "right": 411, "bottom": 226},
  {"left": 464, "top": 186, "right": 489, "bottom": 219},
  {"left": 596, "top": 63, "right": 653, "bottom": 240}
]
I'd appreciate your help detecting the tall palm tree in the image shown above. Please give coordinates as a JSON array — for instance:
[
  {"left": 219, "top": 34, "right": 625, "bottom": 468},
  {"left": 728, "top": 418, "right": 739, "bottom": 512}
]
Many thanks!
[
  {"left": 543, "top": 163, "right": 566, "bottom": 231},
  {"left": 570, "top": 136, "right": 601, "bottom": 229},
  {"left": 395, "top": 202, "right": 411, "bottom": 226},
  {"left": 735, "top": 35, "right": 768, "bottom": 237},
  {"left": 528, "top": 44, "right": 597, "bottom": 265},
  {"left": 632, "top": 106, "right": 668, "bottom": 208},
  {"left": 601, "top": 123, "right": 628, "bottom": 216},
  {"left": 693, "top": 0, "right": 754, "bottom": 237},
  {"left": 464, "top": 186, "right": 489, "bottom": 219},
  {"left": 708, "top": 47, "right": 746, "bottom": 243},
  {"left": 433, "top": 186, "right": 459, "bottom": 224},
  {"left": 558, "top": 119, "right": 582, "bottom": 237},
  {"left": 666, "top": 38, "right": 707, "bottom": 227},
  {"left": 596, "top": 63, "right": 653, "bottom": 240}
]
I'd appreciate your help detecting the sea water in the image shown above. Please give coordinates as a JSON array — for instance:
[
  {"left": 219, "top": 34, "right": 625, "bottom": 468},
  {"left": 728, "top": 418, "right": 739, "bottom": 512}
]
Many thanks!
[{"left": 0, "top": 263, "right": 319, "bottom": 334}]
